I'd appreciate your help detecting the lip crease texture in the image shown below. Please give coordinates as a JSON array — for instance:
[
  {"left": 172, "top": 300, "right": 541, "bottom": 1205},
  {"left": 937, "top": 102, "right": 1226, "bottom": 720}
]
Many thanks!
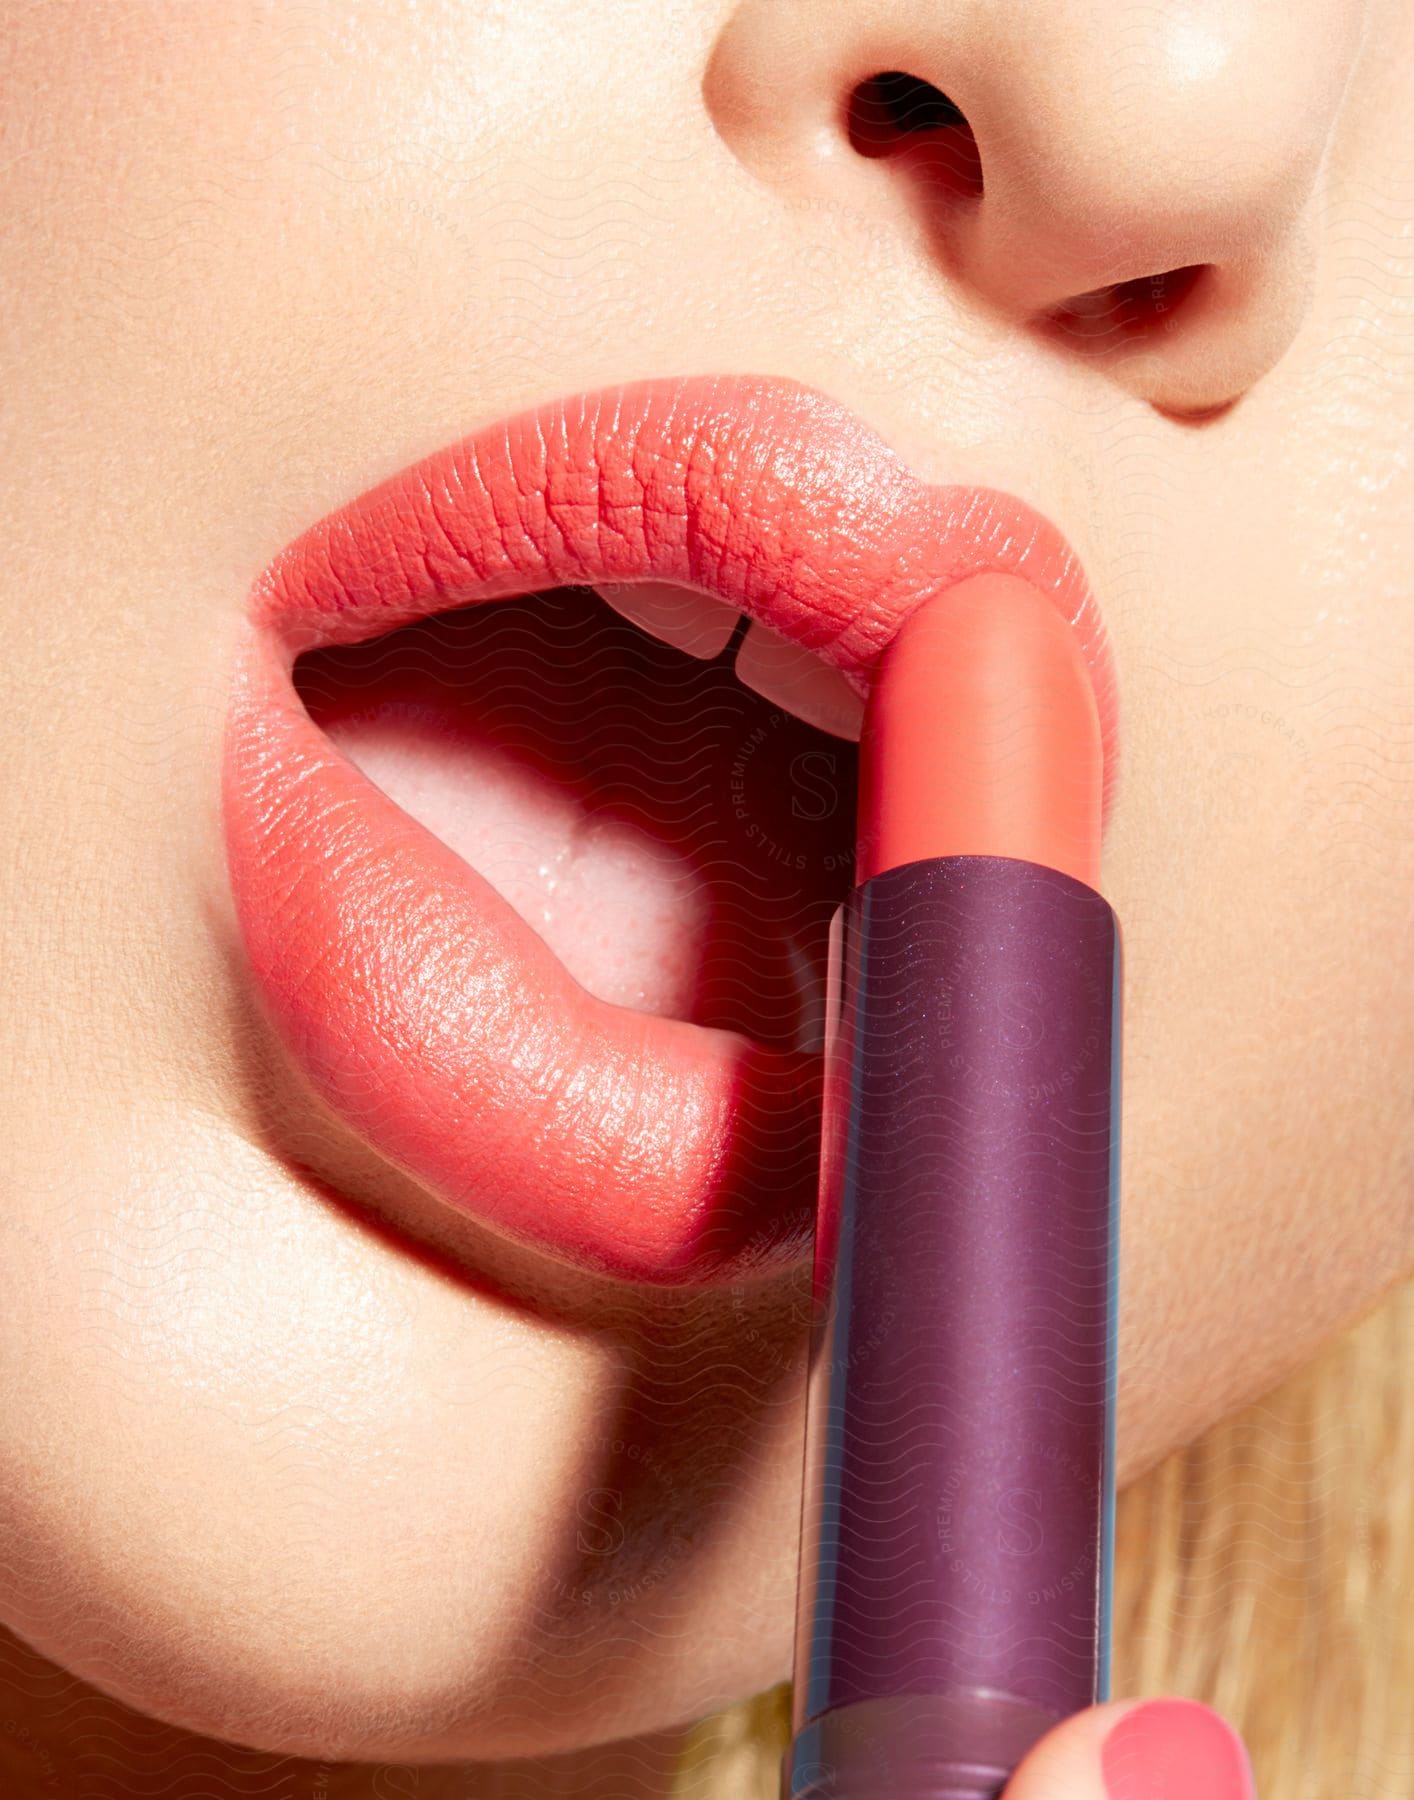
[{"left": 222, "top": 375, "right": 1118, "bottom": 1284}]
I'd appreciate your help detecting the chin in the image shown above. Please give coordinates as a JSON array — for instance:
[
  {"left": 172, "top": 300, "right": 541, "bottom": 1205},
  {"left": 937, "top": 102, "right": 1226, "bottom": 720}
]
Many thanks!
[{"left": 5, "top": 1469, "right": 790, "bottom": 1764}]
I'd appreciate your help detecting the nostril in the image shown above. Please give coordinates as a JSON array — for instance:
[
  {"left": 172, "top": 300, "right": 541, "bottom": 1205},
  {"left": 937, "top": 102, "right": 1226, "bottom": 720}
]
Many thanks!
[
  {"left": 847, "top": 71, "right": 983, "bottom": 198},
  {"left": 1042, "top": 263, "right": 1209, "bottom": 352},
  {"left": 849, "top": 71, "right": 966, "bottom": 142}
]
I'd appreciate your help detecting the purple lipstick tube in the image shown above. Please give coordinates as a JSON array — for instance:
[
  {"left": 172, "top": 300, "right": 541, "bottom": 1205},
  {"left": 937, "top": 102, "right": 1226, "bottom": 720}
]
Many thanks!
[{"left": 784, "top": 853, "right": 1122, "bottom": 1800}]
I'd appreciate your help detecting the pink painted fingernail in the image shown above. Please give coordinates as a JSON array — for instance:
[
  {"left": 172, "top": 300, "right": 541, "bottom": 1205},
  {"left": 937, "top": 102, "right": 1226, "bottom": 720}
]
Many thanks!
[{"left": 1102, "top": 1699, "right": 1255, "bottom": 1799}]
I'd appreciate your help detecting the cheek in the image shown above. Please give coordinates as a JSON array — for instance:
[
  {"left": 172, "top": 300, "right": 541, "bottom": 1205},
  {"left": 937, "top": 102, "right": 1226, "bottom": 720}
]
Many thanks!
[
  {"left": 1098, "top": 570, "right": 1413, "bottom": 1462},
  {"left": 1160, "top": 619, "right": 1409, "bottom": 1072}
]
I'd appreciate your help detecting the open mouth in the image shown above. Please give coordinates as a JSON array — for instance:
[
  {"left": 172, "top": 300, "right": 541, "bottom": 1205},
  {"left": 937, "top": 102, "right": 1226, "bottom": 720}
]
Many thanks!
[
  {"left": 222, "top": 375, "right": 1115, "bottom": 1286},
  {"left": 295, "top": 588, "right": 858, "bottom": 1054}
]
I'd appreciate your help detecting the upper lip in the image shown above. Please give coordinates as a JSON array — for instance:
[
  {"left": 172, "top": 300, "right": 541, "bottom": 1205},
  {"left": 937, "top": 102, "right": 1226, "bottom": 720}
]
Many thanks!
[{"left": 222, "top": 374, "right": 1116, "bottom": 1285}]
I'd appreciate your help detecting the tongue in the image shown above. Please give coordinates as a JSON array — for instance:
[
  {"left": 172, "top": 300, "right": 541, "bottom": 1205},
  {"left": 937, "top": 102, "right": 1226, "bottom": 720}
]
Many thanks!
[
  {"left": 321, "top": 692, "right": 713, "bottom": 1018},
  {"left": 293, "top": 588, "right": 856, "bottom": 1047}
]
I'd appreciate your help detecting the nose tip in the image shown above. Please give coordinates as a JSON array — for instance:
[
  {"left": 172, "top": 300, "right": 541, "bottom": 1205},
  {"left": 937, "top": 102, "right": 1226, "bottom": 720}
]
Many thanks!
[
  {"left": 953, "top": 0, "right": 1357, "bottom": 409},
  {"left": 705, "top": 0, "right": 1365, "bottom": 412}
]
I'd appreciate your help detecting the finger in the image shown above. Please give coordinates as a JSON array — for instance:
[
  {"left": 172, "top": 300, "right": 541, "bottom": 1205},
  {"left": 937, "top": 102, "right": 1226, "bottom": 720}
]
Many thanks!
[{"left": 1004, "top": 1698, "right": 1256, "bottom": 1799}]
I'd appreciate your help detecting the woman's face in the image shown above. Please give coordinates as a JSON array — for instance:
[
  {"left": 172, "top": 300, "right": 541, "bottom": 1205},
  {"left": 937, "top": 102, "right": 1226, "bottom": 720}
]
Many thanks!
[{"left": 2, "top": 0, "right": 1410, "bottom": 1765}]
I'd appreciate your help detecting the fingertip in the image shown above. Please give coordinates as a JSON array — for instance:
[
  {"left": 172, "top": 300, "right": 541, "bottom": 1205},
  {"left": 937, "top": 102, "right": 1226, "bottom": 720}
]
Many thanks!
[
  {"left": 1004, "top": 1697, "right": 1254, "bottom": 1800},
  {"left": 1099, "top": 1699, "right": 1255, "bottom": 1800},
  {"left": 1003, "top": 1700, "right": 1139, "bottom": 1798}
]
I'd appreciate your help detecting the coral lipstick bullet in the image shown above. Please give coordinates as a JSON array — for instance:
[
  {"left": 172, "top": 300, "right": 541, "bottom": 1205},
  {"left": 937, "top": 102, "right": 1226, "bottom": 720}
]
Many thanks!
[{"left": 785, "top": 573, "right": 1122, "bottom": 1800}]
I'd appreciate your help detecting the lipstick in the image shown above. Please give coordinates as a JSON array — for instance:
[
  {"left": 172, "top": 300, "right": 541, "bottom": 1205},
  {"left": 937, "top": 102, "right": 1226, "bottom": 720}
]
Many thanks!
[{"left": 784, "top": 573, "right": 1122, "bottom": 1799}]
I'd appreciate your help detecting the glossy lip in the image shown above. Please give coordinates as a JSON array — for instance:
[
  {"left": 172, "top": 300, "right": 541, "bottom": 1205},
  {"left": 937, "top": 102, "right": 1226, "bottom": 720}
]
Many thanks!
[{"left": 222, "top": 374, "right": 1118, "bottom": 1285}]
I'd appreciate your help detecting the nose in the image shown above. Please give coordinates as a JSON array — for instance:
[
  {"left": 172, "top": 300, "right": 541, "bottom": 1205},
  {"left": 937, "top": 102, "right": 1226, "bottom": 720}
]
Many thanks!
[{"left": 705, "top": 0, "right": 1365, "bottom": 413}]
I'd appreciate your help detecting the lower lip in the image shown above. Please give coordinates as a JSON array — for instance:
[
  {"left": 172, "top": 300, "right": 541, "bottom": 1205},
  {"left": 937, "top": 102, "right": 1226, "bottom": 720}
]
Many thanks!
[{"left": 222, "top": 375, "right": 1116, "bottom": 1284}]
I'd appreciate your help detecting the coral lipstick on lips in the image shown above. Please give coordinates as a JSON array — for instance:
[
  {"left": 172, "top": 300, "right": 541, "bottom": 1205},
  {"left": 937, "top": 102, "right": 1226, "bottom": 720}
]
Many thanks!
[
  {"left": 785, "top": 575, "right": 1121, "bottom": 1798},
  {"left": 223, "top": 376, "right": 1117, "bottom": 1285}
]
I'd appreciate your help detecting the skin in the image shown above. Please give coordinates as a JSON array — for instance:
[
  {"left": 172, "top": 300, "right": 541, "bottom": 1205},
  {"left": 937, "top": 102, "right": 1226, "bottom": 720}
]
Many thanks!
[{"left": 1, "top": 0, "right": 1411, "bottom": 1789}]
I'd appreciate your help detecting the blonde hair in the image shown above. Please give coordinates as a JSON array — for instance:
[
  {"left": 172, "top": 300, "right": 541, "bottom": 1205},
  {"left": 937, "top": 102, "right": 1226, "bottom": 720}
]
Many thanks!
[{"left": 676, "top": 1279, "right": 1414, "bottom": 1797}]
